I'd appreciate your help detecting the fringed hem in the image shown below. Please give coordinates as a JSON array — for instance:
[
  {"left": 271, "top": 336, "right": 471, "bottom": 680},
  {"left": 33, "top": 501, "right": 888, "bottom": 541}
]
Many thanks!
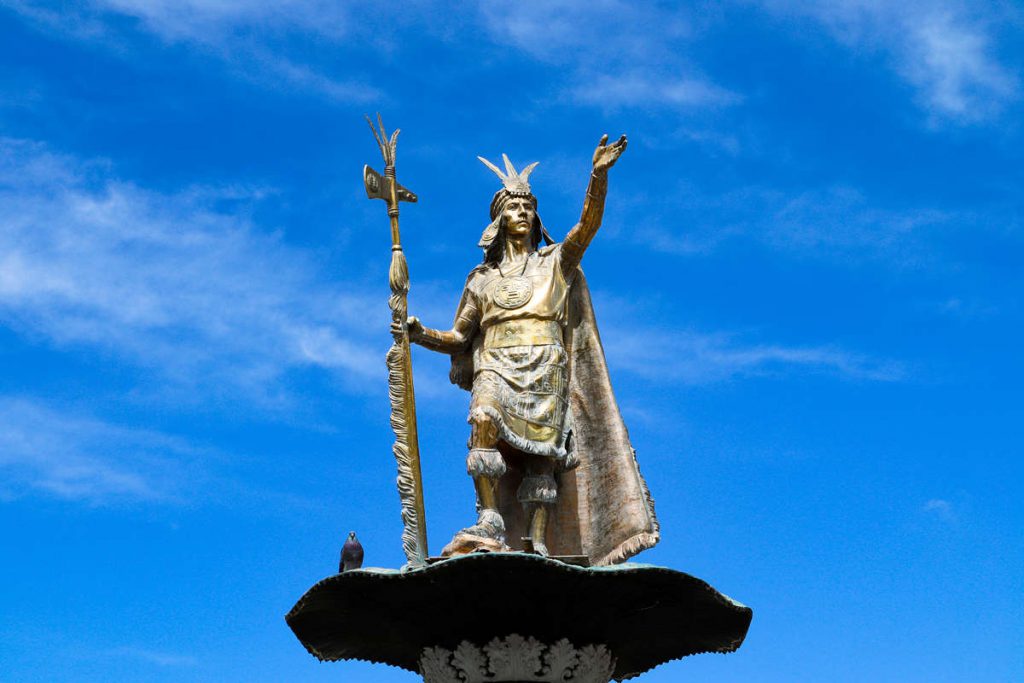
[
  {"left": 633, "top": 447, "right": 661, "bottom": 540},
  {"left": 595, "top": 530, "right": 661, "bottom": 567},
  {"left": 470, "top": 404, "right": 569, "bottom": 460},
  {"left": 467, "top": 448, "right": 507, "bottom": 478},
  {"left": 517, "top": 474, "right": 558, "bottom": 504},
  {"left": 591, "top": 447, "right": 662, "bottom": 566}
]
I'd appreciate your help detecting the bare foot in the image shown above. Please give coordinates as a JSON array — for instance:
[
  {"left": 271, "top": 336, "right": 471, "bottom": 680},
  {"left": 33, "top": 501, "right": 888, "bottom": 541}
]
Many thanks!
[{"left": 440, "top": 509, "right": 510, "bottom": 558}]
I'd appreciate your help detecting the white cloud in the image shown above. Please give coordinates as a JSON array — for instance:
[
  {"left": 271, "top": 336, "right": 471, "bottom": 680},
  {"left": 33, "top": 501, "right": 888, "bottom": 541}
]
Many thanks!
[
  {"left": 757, "top": 0, "right": 1019, "bottom": 124},
  {"left": 97, "top": 0, "right": 349, "bottom": 42},
  {"left": 8, "top": 0, "right": 351, "bottom": 43},
  {"left": 479, "top": 1, "right": 739, "bottom": 113},
  {"left": 479, "top": 0, "right": 651, "bottom": 61},
  {"left": 106, "top": 646, "right": 198, "bottom": 667},
  {"left": 602, "top": 325, "right": 903, "bottom": 384},
  {"left": 4, "top": 1, "right": 378, "bottom": 102},
  {"left": 0, "top": 398, "right": 198, "bottom": 504},
  {"left": 765, "top": 186, "right": 949, "bottom": 259},
  {"left": 922, "top": 497, "right": 956, "bottom": 522},
  {"left": 572, "top": 73, "right": 741, "bottom": 110},
  {"left": 0, "top": 137, "right": 383, "bottom": 403},
  {"left": 635, "top": 183, "right": 953, "bottom": 268},
  {"left": 8, "top": 0, "right": 737, "bottom": 111}
]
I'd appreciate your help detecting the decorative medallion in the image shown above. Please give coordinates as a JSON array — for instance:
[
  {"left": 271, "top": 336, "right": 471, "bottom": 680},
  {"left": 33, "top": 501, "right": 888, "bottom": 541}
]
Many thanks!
[{"left": 493, "top": 276, "right": 534, "bottom": 309}]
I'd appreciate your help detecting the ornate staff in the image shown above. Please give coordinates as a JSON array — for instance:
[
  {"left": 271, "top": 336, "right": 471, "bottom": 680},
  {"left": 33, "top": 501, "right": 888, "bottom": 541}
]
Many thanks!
[{"left": 363, "top": 115, "right": 427, "bottom": 565}]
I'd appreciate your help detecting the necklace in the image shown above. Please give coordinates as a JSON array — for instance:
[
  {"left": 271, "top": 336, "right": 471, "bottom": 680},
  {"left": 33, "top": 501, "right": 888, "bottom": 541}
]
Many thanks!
[
  {"left": 497, "top": 253, "right": 530, "bottom": 278},
  {"left": 493, "top": 253, "right": 534, "bottom": 309}
]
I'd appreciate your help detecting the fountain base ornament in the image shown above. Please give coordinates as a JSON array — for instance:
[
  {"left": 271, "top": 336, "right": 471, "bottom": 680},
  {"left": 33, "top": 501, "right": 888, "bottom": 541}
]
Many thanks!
[{"left": 420, "top": 634, "right": 614, "bottom": 683}]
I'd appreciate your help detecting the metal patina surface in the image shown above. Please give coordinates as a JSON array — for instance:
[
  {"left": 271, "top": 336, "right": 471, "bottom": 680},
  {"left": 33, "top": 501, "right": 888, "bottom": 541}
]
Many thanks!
[{"left": 286, "top": 553, "right": 752, "bottom": 681}]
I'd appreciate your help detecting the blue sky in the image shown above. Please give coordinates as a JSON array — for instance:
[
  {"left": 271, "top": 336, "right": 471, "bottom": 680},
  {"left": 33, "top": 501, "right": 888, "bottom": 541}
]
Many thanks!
[{"left": 1, "top": 1, "right": 1022, "bottom": 681}]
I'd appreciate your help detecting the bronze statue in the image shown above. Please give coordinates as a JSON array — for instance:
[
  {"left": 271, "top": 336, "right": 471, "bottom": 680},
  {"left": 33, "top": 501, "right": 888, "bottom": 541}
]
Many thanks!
[
  {"left": 287, "top": 121, "right": 750, "bottom": 682},
  {"left": 403, "top": 135, "right": 659, "bottom": 565}
]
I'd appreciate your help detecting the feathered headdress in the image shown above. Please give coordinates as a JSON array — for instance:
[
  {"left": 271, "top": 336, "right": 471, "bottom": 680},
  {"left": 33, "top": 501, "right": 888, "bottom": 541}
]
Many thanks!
[
  {"left": 477, "top": 154, "right": 553, "bottom": 255},
  {"left": 478, "top": 154, "right": 538, "bottom": 198}
]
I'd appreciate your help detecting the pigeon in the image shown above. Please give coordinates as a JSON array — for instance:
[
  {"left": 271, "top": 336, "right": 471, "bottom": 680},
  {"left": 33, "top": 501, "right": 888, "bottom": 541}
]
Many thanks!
[{"left": 339, "top": 531, "right": 364, "bottom": 572}]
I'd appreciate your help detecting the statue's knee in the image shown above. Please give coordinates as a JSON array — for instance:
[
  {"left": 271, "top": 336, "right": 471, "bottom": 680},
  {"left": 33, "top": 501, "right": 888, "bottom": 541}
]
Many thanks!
[
  {"left": 468, "top": 407, "right": 492, "bottom": 430},
  {"left": 468, "top": 407, "right": 499, "bottom": 448},
  {"left": 467, "top": 447, "right": 506, "bottom": 479}
]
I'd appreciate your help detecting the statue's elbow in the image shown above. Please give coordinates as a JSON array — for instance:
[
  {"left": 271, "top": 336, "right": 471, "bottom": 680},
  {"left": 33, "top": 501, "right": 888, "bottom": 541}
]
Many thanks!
[{"left": 453, "top": 333, "right": 472, "bottom": 353}]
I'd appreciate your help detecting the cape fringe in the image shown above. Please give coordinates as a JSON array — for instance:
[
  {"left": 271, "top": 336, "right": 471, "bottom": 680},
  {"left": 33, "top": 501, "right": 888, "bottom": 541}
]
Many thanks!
[
  {"left": 599, "top": 447, "right": 662, "bottom": 566},
  {"left": 596, "top": 531, "right": 661, "bottom": 567}
]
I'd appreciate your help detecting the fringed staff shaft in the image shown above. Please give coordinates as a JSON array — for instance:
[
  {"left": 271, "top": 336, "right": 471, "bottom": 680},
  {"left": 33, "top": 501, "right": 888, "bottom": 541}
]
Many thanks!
[{"left": 365, "top": 114, "right": 427, "bottom": 565}]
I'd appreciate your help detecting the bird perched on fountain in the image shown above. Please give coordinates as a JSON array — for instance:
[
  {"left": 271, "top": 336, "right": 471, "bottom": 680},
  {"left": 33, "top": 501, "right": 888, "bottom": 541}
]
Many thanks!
[{"left": 339, "top": 531, "right": 364, "bottom": 572}]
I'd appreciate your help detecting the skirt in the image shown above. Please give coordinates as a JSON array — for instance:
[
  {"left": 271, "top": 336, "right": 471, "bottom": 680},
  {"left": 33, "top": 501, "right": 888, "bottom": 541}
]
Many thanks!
[{"left": 470, "top": 344, "right": 571, "bottom": 460}]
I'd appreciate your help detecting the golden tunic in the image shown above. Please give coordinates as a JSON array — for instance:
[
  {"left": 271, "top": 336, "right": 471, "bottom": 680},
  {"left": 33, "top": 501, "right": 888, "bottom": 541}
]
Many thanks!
[{"left": 458, "top": 244, "right": 574, "bottom": 459}]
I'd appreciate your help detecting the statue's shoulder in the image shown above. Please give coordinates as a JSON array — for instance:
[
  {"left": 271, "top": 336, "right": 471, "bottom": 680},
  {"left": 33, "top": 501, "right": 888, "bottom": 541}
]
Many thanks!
[
  {"left": 467, "top": 262, "right": 493, "bottom": 277},
  {"left": 538, "top": 243, "right": 560, "bottom": 257},
  {"left": 464, "top": 262, "right": 496, "bottom": 288}
]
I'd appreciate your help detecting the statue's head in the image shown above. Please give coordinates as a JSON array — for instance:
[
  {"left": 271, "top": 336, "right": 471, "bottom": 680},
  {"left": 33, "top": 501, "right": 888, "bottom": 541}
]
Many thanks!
[
  {"left": 499, "top": 194, "right": 536, "bottom": 239},
  {"left": 478, "top": 154, "right": 553, "bottom": 263}
]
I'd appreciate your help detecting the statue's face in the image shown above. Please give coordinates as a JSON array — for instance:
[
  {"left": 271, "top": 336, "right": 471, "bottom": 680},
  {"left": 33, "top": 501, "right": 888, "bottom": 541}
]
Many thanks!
[{"left": 501, "top": 197, "right": 535, "bottom": 238}]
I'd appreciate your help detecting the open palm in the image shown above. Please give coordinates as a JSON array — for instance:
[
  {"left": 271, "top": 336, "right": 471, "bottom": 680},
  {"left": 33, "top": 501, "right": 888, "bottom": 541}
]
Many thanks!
[{"left": 592, "top": 134, "right": 628, "bottom": 172}]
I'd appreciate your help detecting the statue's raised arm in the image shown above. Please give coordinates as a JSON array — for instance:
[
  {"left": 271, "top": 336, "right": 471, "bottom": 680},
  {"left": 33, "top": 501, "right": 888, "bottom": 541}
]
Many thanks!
[{"left": 561, "top": 133, "right": 628, "bottom": 275}]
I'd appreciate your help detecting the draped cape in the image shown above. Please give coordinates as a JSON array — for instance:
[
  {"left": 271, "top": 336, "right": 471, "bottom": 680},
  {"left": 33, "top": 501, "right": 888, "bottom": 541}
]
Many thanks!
[{"left": 451, "top": 267, "right": 660, "bottom": 565}]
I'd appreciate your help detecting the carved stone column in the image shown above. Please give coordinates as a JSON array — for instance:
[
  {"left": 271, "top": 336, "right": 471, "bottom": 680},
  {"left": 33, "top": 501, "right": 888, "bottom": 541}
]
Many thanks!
[{"left": 420, "top": 635, "right": 614, "bottom": 683}]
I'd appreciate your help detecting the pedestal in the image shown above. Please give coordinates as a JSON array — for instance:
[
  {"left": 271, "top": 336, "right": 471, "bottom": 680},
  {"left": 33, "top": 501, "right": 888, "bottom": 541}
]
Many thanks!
[{"left": 286, "top": 553, "right": 752, "bottom": 681}]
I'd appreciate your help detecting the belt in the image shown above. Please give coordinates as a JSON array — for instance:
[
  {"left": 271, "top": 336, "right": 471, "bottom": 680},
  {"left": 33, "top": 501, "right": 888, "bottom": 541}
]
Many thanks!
[{"left": 483, "top": 319, "right": 564, "bottom": 348}]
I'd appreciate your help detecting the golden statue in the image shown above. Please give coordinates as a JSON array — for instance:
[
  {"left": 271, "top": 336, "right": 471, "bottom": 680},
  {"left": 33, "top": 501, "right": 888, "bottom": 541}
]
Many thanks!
[
  {"left": 403, "top": 134, "right": 660, "bottom": 565},
  {"left": 287, "top": 121, "right": 749, "bottom": 682}
]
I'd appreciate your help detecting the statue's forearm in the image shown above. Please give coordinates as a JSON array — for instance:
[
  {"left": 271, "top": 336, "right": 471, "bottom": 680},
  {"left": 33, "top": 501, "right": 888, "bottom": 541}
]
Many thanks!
[
  {"left": 412, "top": 323, "right": 473, "bottom": 354},
  {"left": 562, "top": 169, "right": 609, "bottom": 269}
]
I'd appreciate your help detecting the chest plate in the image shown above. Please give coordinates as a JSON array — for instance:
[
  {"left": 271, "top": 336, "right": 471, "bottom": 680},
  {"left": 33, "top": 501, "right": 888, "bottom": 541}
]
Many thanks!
[{"left": 492, "top": 276, "right": 534, "bottom": 309}]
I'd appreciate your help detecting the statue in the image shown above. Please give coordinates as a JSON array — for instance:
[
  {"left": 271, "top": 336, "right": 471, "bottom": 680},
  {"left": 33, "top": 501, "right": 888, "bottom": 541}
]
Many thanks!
[
  {"left": 286, "top": 120, "right": 751, "bottom": 682},
  {"left": 404, "top": 134, "right": 659, "bottom": 565}
]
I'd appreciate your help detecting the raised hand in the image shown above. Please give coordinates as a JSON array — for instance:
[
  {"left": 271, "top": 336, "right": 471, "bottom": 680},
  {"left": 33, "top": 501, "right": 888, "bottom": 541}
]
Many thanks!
[{"left": 592, "top": 134, "right": 627, "bottom": 173}]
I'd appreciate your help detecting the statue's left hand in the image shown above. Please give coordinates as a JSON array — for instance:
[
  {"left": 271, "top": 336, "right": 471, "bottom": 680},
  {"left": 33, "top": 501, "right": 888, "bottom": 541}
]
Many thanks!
[{"left": 592, "top": 134, "right": 627, "bottom": 173}]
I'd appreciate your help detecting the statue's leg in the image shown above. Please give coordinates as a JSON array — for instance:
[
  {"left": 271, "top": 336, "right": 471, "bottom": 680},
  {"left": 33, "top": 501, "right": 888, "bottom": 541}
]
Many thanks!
[
  {"left": 518, "top": 457, "right": 557, "bottom": 557},
  {"left": 462, "top": 409, "right": 506, "bottom": 541}
]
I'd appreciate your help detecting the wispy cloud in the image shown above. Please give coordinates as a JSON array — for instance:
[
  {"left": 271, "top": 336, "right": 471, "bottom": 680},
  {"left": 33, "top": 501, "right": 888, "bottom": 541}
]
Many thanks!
[
  {"left": 4, "top": 1, "right": 378, "bottom": 102},
  {"left": 602, "top": 324, "right": 903, "bottom": 384},
  {"left": 106, "top": 646, "right": 198, "bottom": 667},
  {"left": 634, "top": 183, "right": 954, "bottom": 268},
  {"left": 922, "top": 497, "right": 956, "bottom": 522},
  {"left": 89, "top": 0, "right": 350, "bottom": 42},
  {"left": 479, "top": 1, "right": 740, "bottom": 113},
  {"left": 756, "top": 0, "right": 1019, "bottom": 124},
  {"left": 0, "top": 137, "right": 383, "bottom": 404},
  {"left": 572, "top": 72, "right": 741, "bottom": 110},
  {"left": 8, "top": 0, "right": 737, "bottom": 111},
  {"left": 6, "top": 0, "right": 352, "bottom": 43},
  {"left": 0, "top": 397, "right": 201, "bottom": 504}
]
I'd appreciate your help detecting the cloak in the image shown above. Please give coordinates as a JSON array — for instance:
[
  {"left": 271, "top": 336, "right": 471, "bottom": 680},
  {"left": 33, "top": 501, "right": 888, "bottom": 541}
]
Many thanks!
[{"left": 451, "top": 268, "right": 660, "bottom": 566}]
